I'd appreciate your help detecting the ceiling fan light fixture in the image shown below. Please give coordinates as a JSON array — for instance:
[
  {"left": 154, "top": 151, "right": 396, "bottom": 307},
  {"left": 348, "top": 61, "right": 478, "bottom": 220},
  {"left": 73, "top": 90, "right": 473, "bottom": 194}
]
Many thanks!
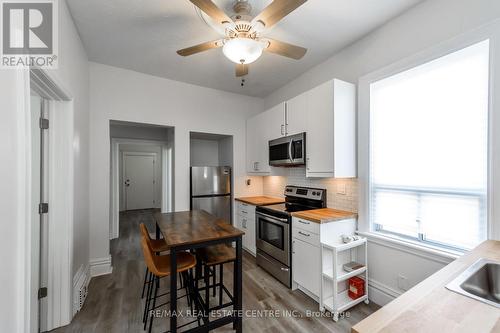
[{"left": 222, "top": 37, "right": 264, "bottom": 64}]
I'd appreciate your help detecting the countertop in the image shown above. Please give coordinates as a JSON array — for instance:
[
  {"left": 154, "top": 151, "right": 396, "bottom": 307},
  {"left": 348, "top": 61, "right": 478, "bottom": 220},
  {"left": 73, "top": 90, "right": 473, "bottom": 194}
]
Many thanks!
[
  {"left": 235, "top": 196, "right": 285, "bottom": 206},
  {"left": 352, "top": 240, "right": 500, "bottom": 333},
  {"left": 291, "top": 208, "right": 357, "bottom": 223}
]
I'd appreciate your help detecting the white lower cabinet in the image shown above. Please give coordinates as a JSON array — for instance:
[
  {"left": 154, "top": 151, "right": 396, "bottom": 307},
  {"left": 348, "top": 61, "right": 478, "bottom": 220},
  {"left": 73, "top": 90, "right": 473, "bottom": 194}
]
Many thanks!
[
  {"left": 292, "top": 238, "right": 320, "bottom": 296},
  {"left": 236, "top": 202, "right": 256, "bottom": 255},
  {"left": 292, "top": 216, "right": 356, "bottom": 302}
]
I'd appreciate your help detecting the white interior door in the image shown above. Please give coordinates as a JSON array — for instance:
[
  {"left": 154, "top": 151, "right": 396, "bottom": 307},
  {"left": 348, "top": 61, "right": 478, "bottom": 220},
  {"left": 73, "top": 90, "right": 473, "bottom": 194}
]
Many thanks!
[{"left": 124, "top": 153, "right": 156, "bottom": 210}]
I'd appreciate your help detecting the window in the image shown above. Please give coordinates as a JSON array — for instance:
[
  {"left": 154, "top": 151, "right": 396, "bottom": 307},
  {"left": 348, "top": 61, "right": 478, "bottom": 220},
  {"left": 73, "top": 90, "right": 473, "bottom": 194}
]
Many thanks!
[{"left": 369, "top": 40, "right": 490, "bottom": 250}]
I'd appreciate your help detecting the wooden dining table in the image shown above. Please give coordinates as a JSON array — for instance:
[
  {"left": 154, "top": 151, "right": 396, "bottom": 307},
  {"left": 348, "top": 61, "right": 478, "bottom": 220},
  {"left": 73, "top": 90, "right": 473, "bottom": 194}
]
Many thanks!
[{"left": 154, "top": 210, "right": 244, "bottom": 333}]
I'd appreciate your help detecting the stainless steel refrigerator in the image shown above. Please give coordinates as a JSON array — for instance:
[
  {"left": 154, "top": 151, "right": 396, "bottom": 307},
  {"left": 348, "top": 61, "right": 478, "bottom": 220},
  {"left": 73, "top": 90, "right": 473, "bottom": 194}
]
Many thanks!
[{"left": 190, "top": 166, "right": 232, "bottom": 224}]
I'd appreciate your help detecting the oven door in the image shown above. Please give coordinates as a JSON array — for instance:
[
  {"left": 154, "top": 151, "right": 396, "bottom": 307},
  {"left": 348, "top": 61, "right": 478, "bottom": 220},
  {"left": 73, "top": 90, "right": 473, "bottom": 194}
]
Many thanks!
[{"left": 256, "top": 212, "right": 290, "bottom": 265}]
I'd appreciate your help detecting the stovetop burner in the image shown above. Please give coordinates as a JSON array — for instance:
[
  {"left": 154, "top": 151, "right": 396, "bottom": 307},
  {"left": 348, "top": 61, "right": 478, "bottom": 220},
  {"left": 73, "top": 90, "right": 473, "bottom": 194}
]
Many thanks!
[{"left": 255, "top": 185, "right": 327, "bottom": 220}]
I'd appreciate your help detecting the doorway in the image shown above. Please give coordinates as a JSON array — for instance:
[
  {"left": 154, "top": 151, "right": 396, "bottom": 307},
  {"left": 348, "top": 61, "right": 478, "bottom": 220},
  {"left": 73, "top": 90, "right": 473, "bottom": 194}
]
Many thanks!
[
  {"left": 109, "top": 121, "right": 175, "bottom": 240},
  {"left": 28, "top": 68, "right": 74, "bottom": 332}
]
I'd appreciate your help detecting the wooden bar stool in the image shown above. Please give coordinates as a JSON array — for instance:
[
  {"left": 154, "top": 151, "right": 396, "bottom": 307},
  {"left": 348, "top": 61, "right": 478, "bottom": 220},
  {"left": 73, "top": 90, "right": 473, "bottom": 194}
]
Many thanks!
[
  {"left": 198, "top": 244, "right": 236, "bottom": 313},
  {"left": 140, "top": 224, "right": 170, "bottom": 299},
  {"left": 141, "top": 236, "right": 198, "bottom": 333}
]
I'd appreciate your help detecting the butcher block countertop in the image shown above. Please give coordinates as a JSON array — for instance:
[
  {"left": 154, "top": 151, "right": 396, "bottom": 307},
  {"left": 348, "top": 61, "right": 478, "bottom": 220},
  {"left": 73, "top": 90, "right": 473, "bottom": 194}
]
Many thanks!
[
  {"left": 291, "top": 208, "right": 357, "bottom": 223},
  {"left": 235, "top": 196, "right": 285, "bottom": 206},
  {"left": 352, "top": 240, "right": 500, "bottom": 333}
]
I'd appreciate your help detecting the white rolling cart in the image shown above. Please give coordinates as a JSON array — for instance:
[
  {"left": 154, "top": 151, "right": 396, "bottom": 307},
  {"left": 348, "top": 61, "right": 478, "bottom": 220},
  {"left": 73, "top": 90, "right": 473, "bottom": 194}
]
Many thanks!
[{"left": 320, "top": 237, "right": 369, "bottom": 321}]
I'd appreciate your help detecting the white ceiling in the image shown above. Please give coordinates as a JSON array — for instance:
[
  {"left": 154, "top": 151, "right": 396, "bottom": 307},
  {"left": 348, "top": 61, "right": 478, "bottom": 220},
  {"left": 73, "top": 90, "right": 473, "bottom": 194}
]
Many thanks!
[{"left": 67, "top": 0, "right": 423, "bottom": 97}]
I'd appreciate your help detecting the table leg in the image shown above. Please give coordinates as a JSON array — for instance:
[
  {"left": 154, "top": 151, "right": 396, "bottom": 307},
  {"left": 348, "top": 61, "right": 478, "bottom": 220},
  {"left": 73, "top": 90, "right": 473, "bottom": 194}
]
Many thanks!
[
  {"left": 170, "top": 248, "right": 178, "bottom": 333},
  {"left": 233, "top": 237, "right": 243, "bottom": 332},
  {"left": 155, "top": 222, "right": 160, "bottom": 240}
]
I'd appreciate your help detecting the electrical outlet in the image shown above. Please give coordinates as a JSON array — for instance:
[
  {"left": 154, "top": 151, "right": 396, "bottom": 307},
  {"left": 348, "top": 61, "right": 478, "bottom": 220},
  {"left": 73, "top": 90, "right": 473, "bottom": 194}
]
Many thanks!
[
  {"left": 337, "top": 183, "right": 346, "bottom": 195},
  {"left": 397, "top": 274, "right": 409, "bottom": 291}
]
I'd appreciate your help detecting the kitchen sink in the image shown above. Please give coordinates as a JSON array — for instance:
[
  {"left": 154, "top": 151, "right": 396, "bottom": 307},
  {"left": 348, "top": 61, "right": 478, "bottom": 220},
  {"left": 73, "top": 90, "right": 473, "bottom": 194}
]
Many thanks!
[{"left": 446, "top": 258, "right": 500, "bottom": 308}]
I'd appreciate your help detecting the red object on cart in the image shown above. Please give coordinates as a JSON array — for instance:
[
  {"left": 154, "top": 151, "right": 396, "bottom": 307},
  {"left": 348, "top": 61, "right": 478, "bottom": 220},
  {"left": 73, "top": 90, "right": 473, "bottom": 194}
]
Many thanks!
[{"left": 348, "top": 276, "right": 365, "bottom": 300}]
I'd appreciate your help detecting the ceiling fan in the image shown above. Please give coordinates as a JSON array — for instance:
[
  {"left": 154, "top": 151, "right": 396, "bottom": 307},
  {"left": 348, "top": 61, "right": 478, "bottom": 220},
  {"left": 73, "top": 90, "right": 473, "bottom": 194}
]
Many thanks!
[{"left": 177, "top": 0, "right": 308, "bottom": 78}]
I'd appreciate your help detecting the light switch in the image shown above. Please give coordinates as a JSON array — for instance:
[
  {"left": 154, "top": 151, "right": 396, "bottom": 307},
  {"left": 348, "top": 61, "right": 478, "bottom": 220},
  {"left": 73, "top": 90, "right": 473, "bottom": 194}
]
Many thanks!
[{"left": 337, "top": 183, "right": 346, "bottom": 195}]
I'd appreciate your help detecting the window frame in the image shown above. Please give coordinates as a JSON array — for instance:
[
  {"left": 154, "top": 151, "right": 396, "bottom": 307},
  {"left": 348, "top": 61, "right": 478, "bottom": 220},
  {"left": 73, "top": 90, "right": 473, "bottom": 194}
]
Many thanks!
[{"left": 358, "top": 35, "right": 494, "bottom": 254}]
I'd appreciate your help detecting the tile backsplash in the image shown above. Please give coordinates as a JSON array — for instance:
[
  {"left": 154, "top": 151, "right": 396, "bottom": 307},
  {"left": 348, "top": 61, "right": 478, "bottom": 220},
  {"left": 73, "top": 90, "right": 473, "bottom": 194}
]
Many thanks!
[{"left": 262, "top": 167, "right": 358, "bottom": 212}]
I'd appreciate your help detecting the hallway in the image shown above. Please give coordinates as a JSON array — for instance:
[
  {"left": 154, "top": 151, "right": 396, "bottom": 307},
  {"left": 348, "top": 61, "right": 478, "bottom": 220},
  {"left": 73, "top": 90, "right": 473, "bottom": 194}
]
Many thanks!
[{"left": 53, "top": 210, "right": 377, "bottom": 333}]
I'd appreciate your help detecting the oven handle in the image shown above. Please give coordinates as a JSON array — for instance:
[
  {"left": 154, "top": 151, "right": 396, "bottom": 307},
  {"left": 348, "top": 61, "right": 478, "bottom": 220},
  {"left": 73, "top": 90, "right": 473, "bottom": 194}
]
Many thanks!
[{"left": 256, "top": 212, "right": 289, "bottom": 225}]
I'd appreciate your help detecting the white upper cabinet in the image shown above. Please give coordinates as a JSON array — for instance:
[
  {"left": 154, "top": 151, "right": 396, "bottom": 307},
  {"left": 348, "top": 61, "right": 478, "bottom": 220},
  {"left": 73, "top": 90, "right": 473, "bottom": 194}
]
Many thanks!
[
  {"left": 266, "top": 102, "right": 286, "bottom": 139},
  {"left": 306, "top": 79, "right": 356, "bottom": 178},
  {"left": 246, "top": 79, "right": 356, "bottom": 178},
  {"left": 246, "top": 111, "right": 270, "bottom": 174},
  {"left": 285, "top": 92, "right": 308, "bottom": 136}
]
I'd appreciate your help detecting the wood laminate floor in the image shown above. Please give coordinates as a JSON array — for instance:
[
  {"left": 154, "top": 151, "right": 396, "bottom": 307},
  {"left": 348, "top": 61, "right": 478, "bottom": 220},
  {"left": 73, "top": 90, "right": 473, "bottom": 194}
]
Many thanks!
[{"left": 51, "top": 209, "right": 379, "bottom": 333}]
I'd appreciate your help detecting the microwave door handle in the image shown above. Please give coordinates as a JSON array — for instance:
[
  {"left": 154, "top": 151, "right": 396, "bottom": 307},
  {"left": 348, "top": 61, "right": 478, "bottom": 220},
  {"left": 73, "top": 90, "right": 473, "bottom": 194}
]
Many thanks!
[{"left": 289, "top": 139, "right": 294, "bottom": 162}]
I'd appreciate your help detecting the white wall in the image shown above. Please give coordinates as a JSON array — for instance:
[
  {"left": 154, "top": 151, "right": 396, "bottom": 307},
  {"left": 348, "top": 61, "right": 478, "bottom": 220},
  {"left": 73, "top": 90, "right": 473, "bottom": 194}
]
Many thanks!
[
  {"left": 89, "top": 62, "right": 264, "bottom": 270},
  {"left": 190, "top": 139, "right": 220, "bottom": 166},
  {"left": 0, "top": 0, "right": 89, "bottom": 331},
  {"left": 263, "top": 0, "right": 500, "bottom": 306}
]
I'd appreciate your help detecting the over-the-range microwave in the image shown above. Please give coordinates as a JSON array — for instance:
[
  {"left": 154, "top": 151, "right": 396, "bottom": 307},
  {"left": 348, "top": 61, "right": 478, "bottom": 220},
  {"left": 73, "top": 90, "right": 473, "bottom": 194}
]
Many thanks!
[{"left": 268, "top": 132, "right": 306, "bottom": 167}]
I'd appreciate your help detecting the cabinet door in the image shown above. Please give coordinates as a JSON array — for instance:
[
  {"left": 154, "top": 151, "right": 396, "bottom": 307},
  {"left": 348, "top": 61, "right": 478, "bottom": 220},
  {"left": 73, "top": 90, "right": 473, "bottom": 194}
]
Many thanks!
[
  {"left": 306, "top": 81, "right": 335, "bottom": 177},
  {"left": 246, "top": 116, "right": 258, "bottom": 173},
  {"left": 246, "top": 112, "right": 271, "bottom": 174},
  {"left": 285, "top": 93, "right": 307, "bottom": 136},
  {"left": 292, "top": 238, "right": 321, "bottom": 296},
  {"left": 266, "top": 103, "right": 286, "bottom": 139},
  {"left": 245, "top": 217, "right": 256, "bottom": 254}
]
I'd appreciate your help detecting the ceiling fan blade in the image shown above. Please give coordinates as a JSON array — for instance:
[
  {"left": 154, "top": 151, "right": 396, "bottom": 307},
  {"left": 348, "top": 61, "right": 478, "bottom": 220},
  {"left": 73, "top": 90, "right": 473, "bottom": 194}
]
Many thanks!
[
  {"left": 252, "top": 0, "right": 307, "bottom": 29},
  {"left": 264, "top": 39, "right": 307, "bottom": 60},
  {"left": 189, "top": 0, "right": 233, "bottom": 26},
  {"left": 236, "top": 63, "right": 248, "bottom": 77},
  {"left": 177, "top": 39, "right": 224, "bottom": 56}
]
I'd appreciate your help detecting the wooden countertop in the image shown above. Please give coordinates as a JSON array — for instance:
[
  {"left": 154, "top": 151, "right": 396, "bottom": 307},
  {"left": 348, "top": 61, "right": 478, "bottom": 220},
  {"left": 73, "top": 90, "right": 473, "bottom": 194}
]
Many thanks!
[
  {"left": 154, "top": 210, "right": 244, "bottom": 248},
  {"left": 352, "top": 240, "right": 500, "bottom": 333},
  {"left": 235, "top": 196, "right": 285, "bottom": 206},
  {"left": 291, "top": 208, "right": 357, "bottom": 223}
]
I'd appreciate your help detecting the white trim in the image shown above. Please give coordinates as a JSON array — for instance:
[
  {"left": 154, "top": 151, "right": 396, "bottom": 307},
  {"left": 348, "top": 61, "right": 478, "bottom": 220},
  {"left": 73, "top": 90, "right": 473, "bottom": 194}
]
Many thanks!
[
  {"left": 20, "top": 68, "right": 74, "bottom": 332},
  {"left": 89, "top": 256, "right": 113, "bottom": 277},
  {"left": 46, "top": 99, "right": 74, "bottom": 331},
  {"left": 358, "top": 19, "right": 500, "bottom": 247},
  {"left": 358, "top": 231, "right": 458, "bottom": 265}
]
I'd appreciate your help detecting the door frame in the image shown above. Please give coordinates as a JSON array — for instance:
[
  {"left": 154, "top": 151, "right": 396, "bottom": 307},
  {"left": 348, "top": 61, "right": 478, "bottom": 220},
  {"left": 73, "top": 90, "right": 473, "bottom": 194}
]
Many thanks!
[
  {"left": 122, "top": 152, "right": 158, "bottom": 211},
  {"left": 110, "top": 138, "right": 173, "bottom": 239},
  {"left": 20, "top": 67, "right": 73, "bottom": 332}
]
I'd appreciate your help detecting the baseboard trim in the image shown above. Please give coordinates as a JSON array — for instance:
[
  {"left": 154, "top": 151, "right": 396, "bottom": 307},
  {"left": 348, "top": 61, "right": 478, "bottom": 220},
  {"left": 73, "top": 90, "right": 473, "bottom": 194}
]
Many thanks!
[
  {"left": 89, "top": 256, "right": 113, "bottom": 277},
  {"left": 367, "top": 278, "right": 402, "bottom": 306}
]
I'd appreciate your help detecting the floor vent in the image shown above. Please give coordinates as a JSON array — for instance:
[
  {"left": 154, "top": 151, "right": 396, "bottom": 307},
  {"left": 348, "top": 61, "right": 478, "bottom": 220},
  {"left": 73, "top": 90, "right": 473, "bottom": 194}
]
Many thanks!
[{"left": 73, "top": 266, "right": 90, "bottom": 314}]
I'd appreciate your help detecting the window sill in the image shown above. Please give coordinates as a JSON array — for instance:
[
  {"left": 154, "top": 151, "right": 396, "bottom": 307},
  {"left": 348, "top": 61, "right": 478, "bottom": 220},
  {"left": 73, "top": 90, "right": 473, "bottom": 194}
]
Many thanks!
[{"left": 356, "top": 231, "right": 463, "bottom": 264}]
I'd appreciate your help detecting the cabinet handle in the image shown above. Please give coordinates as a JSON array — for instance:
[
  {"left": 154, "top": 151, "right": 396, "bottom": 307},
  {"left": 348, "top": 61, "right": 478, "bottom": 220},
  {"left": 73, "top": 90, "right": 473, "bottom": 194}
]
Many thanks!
[
  {"left": 292, "top": 240, "right": 295, "bottom": 254},
  {"left": 242, "top": 211, "right": 248, "bottom": 214},
  {"left": 306, "top": 157, "right": 310, "bottom": 171},
  {"left": 280, "top": 267, "right": 289, "bottom": 272},
  {"left": 298, "top": 220, "right": 310, "bottom": 225},
  {"left": 281, "top": 124, "right": 284, "bottom": 136},
  {"left": 256, "top": 162, "right": 259, "bottom": 170},
  {"left": 298, "top": 231, "right": 310, "bottom": 237}
]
